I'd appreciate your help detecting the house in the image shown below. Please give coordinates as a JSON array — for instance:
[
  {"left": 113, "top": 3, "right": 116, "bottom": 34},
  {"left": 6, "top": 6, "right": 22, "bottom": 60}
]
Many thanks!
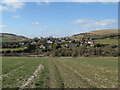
[
  {"left": 61, "top": 40, "right": 65, "bottom": 43},
  {"left": 80, "top": 44, "right": 83, "bottom": 46},
  {"left": 88, "top": 41, "right": 92, "bottom": 44},
  {"left": 31, "top": 42, "right": 36, "bottom": 45},
  {"left": 87, "top": 40, "right": 94, "bottom": 46},
  {"left": 40, "top": 37, "right": 45, "bottom": 41},
  {"left": 57, "top": 40, "right": 62, "bottom": 44},
  {"left": 39, "top": 45, "right": 45, "bottom": 49},
  {"left": 19, "top": 42, "right": 24, "bottom": 45},
  {"left": 67, "top": 43, "right": 76, "bottom": 47},
  {"left": 47, "top": 40, "right": 53, "bottom": 44}
]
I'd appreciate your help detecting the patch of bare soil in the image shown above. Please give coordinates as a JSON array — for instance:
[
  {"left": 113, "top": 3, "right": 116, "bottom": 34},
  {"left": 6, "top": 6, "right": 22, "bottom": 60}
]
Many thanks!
[{"left": 19, "top": 64, "right": 44, "bottom": 89}]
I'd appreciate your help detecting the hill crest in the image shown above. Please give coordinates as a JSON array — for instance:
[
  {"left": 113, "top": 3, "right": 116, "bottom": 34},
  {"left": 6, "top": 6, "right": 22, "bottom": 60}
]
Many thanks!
[{"left": 0, "top": 33, "right": 29, "bottom": 42}]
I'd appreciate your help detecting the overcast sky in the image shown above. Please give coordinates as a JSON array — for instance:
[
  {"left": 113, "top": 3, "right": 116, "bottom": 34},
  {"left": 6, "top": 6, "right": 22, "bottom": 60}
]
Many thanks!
[{"left": 0, "top": 0, "right": 118, "bottom": 38}]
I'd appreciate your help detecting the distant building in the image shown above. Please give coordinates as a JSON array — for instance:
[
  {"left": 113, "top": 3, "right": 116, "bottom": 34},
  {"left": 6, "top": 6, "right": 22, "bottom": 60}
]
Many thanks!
[
  {"left": 47, "top": 40, "right": 53, "bottom": 44},
  {"left": 88, "top": 41, "right": 92, "bottom": 44},
  {"left": 61, "top": 40, "right": 65, "bottom": 43},
  {"left": 31, "top": 42, "right": 36, "bottom": 45},
  {"left": 19, "top": 42, "right": 24, "bottom": 45},
  {"left": 39, "top": 45, "right": 45, "bottom": 49}
]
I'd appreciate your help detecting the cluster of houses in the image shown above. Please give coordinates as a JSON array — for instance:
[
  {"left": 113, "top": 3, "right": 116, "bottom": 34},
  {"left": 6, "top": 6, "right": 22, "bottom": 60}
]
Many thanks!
[
  {"left": 35, "top": 37, "right": 95, "bottom": 50},
  {"left": 2, "top": 37, "right": 95, "bottom": 49}
]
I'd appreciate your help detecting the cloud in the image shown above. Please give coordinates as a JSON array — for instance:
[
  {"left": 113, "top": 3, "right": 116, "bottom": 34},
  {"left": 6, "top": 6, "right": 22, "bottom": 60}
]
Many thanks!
[
  {"left": 1, "top": 0, "right": 118, "bottom": 3},
  {"left": 13, "top": 15, "right": 20, "bottom": 18},
  {"left": 68, "top": 0, "right": 119, "bottom": 2},
  {"left": 32, "top": 22, "right": 40, "bottom": 25},
  {"left": 0, "top": 0, "right": 118, "bottom": 10},
  {"left": 35, "top": 0, "right": 119, "bottom": 2},
  {"left": 36, "top": 0, "right": 49, "bottom": 6},
  {"left": 0, "top": 5, "right": 8, "bottom": 11},
  {"left": 44, "top": 0, "right": 50, "bottom": 4},
  {"left": 1, "top": 0, "right": 25, "bottom": 11},
  {"left": 0, "top": 25, "right": 7, "bottom": 29},
  {"left": 70, "top": 19, "right": 117, "bottom": 30},
  {"left": 36, "top": 2, "right": 41, "bottom": 5},
  {"left": 70, "top": 19, "right": 94, "bottom": 24},
  {"left": 95, "top": 19, "right": 117, "bottom": 26}
]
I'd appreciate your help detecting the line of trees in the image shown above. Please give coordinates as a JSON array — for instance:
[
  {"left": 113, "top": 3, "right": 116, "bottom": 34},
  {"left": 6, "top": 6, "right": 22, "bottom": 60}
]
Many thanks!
[
  {"left": 51, "top": 45, "right": 119, "bottom": 57},
  {"left": 2, "top": 44, "right": 119, "bottom": 57}
]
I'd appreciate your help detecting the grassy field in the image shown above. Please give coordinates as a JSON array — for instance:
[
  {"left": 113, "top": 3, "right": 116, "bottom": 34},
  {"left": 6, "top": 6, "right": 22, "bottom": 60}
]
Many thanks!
[
  {"left": 89, "top": 29, "right": 118, "bottom": 35},
  {"left": 95, "top": 38, "right": 118, "bottom": 45},
  {"left": 0, "top": 47, "right": 27, "bottom": 51},
  {"left": 71, "top": 29, "right": 118, "bottom": 40},
  {"left": 2, "top": 57, "right": 118, "bottom": 88},
  {"left": 0, "top": 33, "right": 28, "bottom": 42}
]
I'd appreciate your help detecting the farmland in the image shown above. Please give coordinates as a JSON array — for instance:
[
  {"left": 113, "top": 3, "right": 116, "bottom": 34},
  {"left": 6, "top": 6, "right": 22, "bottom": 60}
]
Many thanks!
[
  {"left": 0, "top": 47, "right": 27, "bottom": 51},
  {"left": 2, "top": 57, "right": 118, "bottom": 88},
  {"left": 0, "top": 33, "right": 28, "bottom": 42},
  {"left": 96, "top": 38, "right": 118, "bottom": 45}
]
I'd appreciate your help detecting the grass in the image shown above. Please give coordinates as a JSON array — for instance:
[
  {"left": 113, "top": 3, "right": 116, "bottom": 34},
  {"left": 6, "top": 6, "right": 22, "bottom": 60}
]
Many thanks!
[
  {"left": 0, "top": 33, "right": 28, "bottom": 42},
  {"left": 89, "top": 29, "right": 118, "bottom": 35},
  {"left": 0, "top": 47, "right": 27, "bottom": 51},
  {"left": 2, "top": 57, "right": 48, "bottom": 88},
  {"left": 2, "top": 57, "right": 118, "bottom": 88},
  {"left": 95, "top": 38, "right": 118, "bottom": 45},
  {"left": 71, "top": 29, "right": 118, "bottom": 40}
]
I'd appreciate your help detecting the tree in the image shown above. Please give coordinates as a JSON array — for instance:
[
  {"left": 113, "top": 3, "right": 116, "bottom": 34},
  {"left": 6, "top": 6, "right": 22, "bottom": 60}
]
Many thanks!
[
  {"left": 33, "top": 37, "right": 39, "bottom": 42},
  {"left": 26, "top": 44, "right": 36, "bottom": 52}
]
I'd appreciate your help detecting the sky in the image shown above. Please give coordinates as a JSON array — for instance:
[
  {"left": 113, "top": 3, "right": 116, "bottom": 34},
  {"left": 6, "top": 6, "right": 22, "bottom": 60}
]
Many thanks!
[{"left": 0, "top": 0, "right": 118, "bottom": 38}]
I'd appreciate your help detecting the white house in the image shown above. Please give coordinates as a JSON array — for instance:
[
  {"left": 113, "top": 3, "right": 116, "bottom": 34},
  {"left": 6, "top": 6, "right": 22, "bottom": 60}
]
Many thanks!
[
  {"left": 47, "top": 40, "right": 53, "bottom": 44},
  {"left": 39, "top": 45, "right": 45, "bottom": 49}
]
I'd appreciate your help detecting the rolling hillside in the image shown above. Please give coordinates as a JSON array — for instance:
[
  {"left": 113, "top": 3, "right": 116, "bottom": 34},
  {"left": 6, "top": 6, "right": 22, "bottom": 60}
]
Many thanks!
[
  {"left": 0, "top": 33, "right": 29, "bottom": 42},
  {"left": 88, "top": 29, "right": 118, "bottom": 35},
  {"left": 71, "top": 29, "right": 118, "bottom": 39},
  {"left": 70, "top": 29, "right": 119, "bottom": 45},
  {"left": 0, "top": 29, "right": 119, "bottom": 45}
]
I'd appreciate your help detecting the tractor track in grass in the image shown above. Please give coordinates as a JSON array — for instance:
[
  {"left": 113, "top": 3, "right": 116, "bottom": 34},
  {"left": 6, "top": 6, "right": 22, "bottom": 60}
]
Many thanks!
[
  {"left": 57, "top": 60, "right": 107, "bottom": 88},
  {"left": 84, "top": 64, "right": 117, "bottom": 88},
  {"left": 48, "top": 60, "right": 57, "bottom": 88},
  {"left": 19, "top": 64, "right": 44, "bottom": 89},
  {"left": 54, "top": 64, "right": 64, "bottom": 88},
  {"left": 63, "top": 59, "right": 117, "bottom": 88},
  {"left": 63, "top": 60, "right": 116, "bottom": 88},
  {"left": 48, "top": 59, "right": 65, "bottom": 88},
  {"left": 53, "top": 60, "right": 87, "bottom": 88}
]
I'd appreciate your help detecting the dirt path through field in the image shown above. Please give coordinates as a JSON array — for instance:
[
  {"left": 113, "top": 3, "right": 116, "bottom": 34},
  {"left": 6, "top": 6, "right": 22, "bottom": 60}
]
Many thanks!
[{"left": 19, "top": 64, "right": 44, "bottom": 89}]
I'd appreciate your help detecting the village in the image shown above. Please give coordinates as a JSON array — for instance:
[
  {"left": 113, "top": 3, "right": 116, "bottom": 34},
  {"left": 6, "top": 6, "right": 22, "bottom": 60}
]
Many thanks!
[
  {"left": 2, "top": 37, "right": 95, "bottom": 50},
  {"left": 1, "top": 36, "right": 118, "bottom": 57}
]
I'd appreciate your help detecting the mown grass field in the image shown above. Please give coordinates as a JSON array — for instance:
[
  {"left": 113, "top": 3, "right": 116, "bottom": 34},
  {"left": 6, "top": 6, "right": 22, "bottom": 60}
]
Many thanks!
[
  {"left": 0, "top": 47, "right": 27, "bottom": 51},
  {"left": 2, "top": 57, "right": 118, "bottom": 88},
  {"left": 95, "top": 38, "right": 118, "bottom": 45}
]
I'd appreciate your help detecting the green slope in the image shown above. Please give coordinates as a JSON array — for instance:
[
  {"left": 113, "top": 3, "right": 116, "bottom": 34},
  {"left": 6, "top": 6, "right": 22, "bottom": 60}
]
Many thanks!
[
  {"left": 96, "top": 38, "right": 118, "bottom": 45},
  {"left": 88, "top": 29, "right": 118, "bottom": 35},
  {"left": 70, "top": 29, "right": 119, "bottom": 45},
  {"left": 71, "top": 29, "right": 118, "bottom": 39},
  {"left": 0, "top": 33, "right": 29, "bottom": 42}
]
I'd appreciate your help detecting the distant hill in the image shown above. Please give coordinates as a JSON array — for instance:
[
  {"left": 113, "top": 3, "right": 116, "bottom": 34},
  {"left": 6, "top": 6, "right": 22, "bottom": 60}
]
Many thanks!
[
  {"left": 70, "top": 29, "right": 118, "bottom": 45},
  {"left": 88, "top": 29, "right": 118, "bottom": 35},
  {"left": 0, "top": 33, "right": 29, "bottom": 42},
  {"left": 70, "top": 29, "right": 118, "bottom": 40}
]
